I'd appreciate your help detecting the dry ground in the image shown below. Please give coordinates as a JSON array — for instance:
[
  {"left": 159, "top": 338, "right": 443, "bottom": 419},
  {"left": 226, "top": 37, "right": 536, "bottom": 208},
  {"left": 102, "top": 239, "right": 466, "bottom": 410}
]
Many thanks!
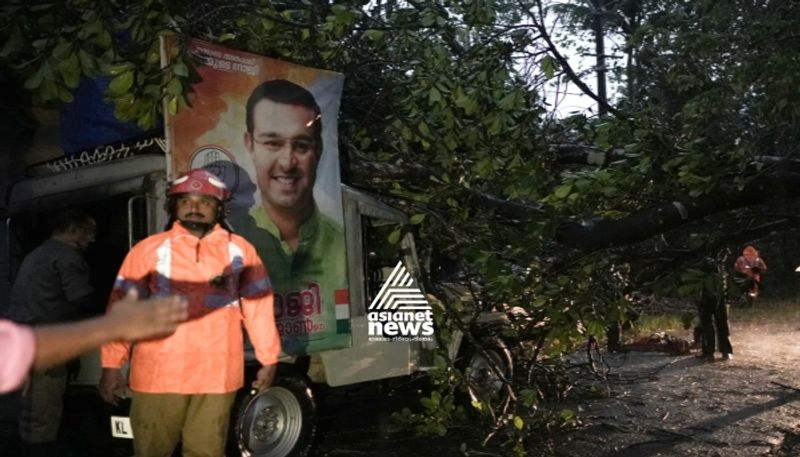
[
  {"left": 311, "top": 304, "right": 800, "bottom": 457},
  {"left": 543, "top": 313, "right": 800, "bottom": 457}
]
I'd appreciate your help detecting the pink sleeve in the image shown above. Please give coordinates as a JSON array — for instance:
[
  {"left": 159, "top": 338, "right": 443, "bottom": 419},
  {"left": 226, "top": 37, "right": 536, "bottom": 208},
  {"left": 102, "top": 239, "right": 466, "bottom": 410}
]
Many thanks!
[{"left": 0, "top": 320, "right": 36, "bottom": 393}]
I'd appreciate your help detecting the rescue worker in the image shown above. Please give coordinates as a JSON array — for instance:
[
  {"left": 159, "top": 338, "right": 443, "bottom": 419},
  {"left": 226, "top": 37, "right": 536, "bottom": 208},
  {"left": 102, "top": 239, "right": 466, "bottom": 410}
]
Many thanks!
[
  {"left": 733, "top": 245, "right": 767, "bottom": 304},
  {"left": 98, "top": 169, "right": 281, "bottom": 457}
]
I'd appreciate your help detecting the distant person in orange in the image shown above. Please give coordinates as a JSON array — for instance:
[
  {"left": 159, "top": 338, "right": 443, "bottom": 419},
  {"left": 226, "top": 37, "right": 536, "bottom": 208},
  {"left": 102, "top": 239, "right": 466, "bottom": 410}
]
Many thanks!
[
  {"left": 733, "top": 245, "right": 767, "bottom": 303},
  {"left": 98, "top": 169, "right": 280, "bottom": 457}
]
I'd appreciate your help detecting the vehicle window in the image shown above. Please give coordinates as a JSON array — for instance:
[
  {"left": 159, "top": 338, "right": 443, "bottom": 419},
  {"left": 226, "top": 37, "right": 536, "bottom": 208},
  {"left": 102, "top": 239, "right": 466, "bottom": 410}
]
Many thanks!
[{"left": 362, "top": 217, "right": 404, "bottom": 306}]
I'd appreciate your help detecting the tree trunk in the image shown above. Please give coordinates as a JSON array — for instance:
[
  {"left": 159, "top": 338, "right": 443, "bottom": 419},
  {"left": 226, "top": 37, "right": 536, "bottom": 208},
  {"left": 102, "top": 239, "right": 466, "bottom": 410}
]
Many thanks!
[{"left": 555, "top": 173, "right": 800, "bottom": 251}]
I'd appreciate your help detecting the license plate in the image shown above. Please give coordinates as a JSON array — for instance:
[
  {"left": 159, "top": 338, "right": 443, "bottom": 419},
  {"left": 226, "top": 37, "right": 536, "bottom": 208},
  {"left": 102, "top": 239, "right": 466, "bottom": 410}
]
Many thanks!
[{"left": 110, "top": 416, "right": 134, "bottom": 439}]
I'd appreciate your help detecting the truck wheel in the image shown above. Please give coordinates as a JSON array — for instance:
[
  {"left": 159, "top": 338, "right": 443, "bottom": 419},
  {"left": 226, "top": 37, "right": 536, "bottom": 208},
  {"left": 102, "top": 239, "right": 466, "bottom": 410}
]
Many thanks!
[
  {"left": 235, "top": 376, "right": 317, "bottom": 457},
  {"left": 460, "top": 337, "right": 514, "bottom": 414}
]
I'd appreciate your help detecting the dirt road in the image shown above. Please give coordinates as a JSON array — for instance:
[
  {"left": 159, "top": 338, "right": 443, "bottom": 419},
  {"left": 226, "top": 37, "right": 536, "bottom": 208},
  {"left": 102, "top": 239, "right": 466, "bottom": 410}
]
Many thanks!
[
  {"left": 309, "top": 313, "right": 800, "bottom": 457},
  {"left": 544, "top": 318, "right": 800, "bottom": 457}
]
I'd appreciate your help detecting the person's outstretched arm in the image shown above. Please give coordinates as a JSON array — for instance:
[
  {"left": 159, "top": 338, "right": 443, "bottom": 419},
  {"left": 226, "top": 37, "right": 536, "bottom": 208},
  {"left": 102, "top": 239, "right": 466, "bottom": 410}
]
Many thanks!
[{"left": 33, "top": 290, "right": 187, "bottom": 370}]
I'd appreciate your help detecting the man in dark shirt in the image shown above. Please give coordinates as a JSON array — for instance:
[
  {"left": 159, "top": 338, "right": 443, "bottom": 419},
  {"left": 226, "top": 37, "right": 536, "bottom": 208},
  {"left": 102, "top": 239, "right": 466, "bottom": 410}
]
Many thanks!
[{"left": 6, "top": 208, "right": 96, "bottom": 456}]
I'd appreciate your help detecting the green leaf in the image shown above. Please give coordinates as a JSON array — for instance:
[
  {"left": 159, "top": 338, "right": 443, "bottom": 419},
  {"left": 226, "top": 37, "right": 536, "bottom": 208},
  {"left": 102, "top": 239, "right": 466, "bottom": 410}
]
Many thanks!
[
  {"left": 40, "top": 78, "right": 57, "bottom": 101},
  {"left": 56, "top": 85, "right": 74, "bottom": 103},
  {"left": 146, "top": 49, "right": 160, "bottom": 65},
  {"left": 23, "top": 65, "right": 46, "bottom": 90},
  {"left": 108, "top": 71, "right": 134, "bottom": 96},
  {"left": 455, "top": 94, "right": 477, "bottom": 114},
  {"left": 421, "top": 12, "right": 436, "bottom": 27},
  {"left": 513, "top": 416, "right": 524, "bottom": 430},
  {"left": 428, "top": 87, "right": 442, "bottom": 103},
  {"left": 57, "top": 52, "right": 81, "bottom": 88},
  {"left": 363, "top": 29, "right": 384, "bottom": 41},
  {"left": 77, "top": 49, "right": 96, "bottom": 74},
  {"left": 388, "top": 228, "right": 402, "bottom": 244},
  {"left": 138, "top": 108, "right": 157, "bottom": 129},
  {"left": 553, "top": 184, "right": 572, "bottom": 199},
  {"left": 166, "top": 77, "right": 182, "bottom": 96},
  {"left": 418, "top": 121, "right": 430, "bottom": 136},
  {"left": 330, "top": 4, "right": 348, "bottom": 14},
  {"left": 487, "top": 115, "right": 503, "bottom": 136},
  {"left": 172, "top": 61, "right": 189, "bottom": 77},
  {"left": 498, "top": 92, "right": 516, "bottom": 111},
  {"left": 52, "top": 39, "right": 72, "bottom": 59},
  {"left": 98, "top": 29, "right": 112, "bottom": 48},
  {"left": 105, "top": 62, "right": 133, "bottom": 76},
  {"left": 410, "top": 213, "right": 426, "bottom": 224},
  {"left": 519, "top": 389, "right": 538, "bottom": 406},
  {"left": 62, "top": 66, "right": 81, "bottom": 89},
  {"left": 433, "top": 354, "right": 447, "bottom": 370},
  {"left": 541, "top": 55, "right": 557, "bottom": 79},
  {"left": 167, "top": 96, "right": 178, "bottom": 115}
]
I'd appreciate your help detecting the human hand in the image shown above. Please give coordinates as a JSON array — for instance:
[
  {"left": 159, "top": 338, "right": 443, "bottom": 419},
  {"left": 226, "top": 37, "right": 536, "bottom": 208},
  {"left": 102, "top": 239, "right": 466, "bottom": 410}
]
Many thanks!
[
  {"left": 107, "top": 289, "right": 188, "bottom": 341},
  {"left": 251, "top": 364, "right": 277, "bottom": 393},
  {"left": 98, "top": 368, "right": 126, "bottom": 405}
]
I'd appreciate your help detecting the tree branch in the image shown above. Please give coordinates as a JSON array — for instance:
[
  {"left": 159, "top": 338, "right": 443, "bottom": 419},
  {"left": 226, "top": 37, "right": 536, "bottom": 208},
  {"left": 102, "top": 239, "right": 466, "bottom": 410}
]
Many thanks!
[
  {"left": 525, "top": 0, "right": 626, "bottom": 120},
  {"left": 555, "top": 172, "right": 800, "bottom": 251}
]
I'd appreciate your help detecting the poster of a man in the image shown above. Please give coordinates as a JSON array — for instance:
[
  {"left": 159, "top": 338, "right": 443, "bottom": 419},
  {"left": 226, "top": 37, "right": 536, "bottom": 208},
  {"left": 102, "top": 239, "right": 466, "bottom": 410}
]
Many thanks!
[
  {"left": 244, "top": 79, "right": 321, "bottom": 237},
  {"left": 167, "top": 38, "right": 350, "bottom": 354},
  {"left": 237, "top": 79, "right": 348, "bottom": 354}
]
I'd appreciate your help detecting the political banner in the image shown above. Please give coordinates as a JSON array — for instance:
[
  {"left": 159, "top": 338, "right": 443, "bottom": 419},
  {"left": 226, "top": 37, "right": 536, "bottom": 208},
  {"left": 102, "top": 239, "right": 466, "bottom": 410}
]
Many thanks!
[{"left": 166, "top": 37, "right": 350, "bottom": 355}]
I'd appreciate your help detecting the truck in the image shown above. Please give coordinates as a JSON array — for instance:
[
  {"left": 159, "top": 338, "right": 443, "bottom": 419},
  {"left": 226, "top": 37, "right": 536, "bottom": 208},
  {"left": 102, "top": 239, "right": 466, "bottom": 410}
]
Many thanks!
[{"left": 0, "top": 147, "right": 514, "bottom": 456}]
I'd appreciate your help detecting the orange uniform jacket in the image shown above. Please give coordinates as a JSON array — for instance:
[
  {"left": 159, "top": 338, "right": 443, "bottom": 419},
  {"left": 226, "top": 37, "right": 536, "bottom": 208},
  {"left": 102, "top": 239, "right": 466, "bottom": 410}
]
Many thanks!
[
  {"left": 101, "top": 222, "right": 280, "bottom": 394},
  {"left": 734, "top": 246, "right": 767, "bottom": 280}
]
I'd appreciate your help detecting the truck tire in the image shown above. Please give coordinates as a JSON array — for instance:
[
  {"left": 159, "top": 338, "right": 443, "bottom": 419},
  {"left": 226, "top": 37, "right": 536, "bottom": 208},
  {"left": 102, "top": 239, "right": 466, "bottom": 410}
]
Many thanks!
[
  {"left": 234, "top": 375, "right": 317, "bottom": 457},
  {"left": 459, "top": 337, "right": 514, "bottom": 415}
]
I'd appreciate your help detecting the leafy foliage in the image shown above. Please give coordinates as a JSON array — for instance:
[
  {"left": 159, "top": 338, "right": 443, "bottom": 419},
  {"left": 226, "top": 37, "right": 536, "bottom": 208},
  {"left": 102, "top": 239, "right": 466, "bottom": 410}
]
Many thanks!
[{"left": 5, "top": 0, "right": 800, "bottom": 454}]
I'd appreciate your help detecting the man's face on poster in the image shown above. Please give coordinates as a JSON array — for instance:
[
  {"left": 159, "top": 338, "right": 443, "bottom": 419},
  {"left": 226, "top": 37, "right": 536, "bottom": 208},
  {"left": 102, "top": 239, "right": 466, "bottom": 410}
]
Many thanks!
[{"left": 245, "top": 99, "right": 320, "bottom": 215}]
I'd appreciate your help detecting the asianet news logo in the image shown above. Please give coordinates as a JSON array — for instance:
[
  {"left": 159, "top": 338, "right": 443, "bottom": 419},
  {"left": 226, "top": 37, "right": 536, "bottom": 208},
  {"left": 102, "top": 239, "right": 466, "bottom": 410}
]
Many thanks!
[{"left": 367, "top": 261, "right": 434, "bottom": 342}]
